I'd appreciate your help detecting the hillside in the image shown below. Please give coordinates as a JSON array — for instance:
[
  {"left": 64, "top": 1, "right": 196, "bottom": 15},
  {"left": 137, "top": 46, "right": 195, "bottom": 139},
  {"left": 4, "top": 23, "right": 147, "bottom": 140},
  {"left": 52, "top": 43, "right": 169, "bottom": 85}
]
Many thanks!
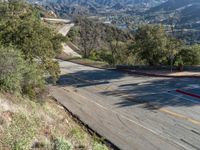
[
  {"left": 148, "top": 0, "right": 200, "bottom": 12},
  {"left": 179, "top": 4, "right": 200, "bottom": 24},
  {"left": 29, "top": 0, "right": 200, "bottom": 27},
  {"left": 147, "top": 0, "right": 200, "bottom": 24},
  {"left": 129, "top": 0, "right": 199, "bottom": 43},
  {"left": 0, "top": 94, "right": 109, "bottom": 150},
  {"left": 28, "top": 0, "right": 166, "bottom": 16},
  {"left": 0, "top": 1, "right": 109, "bottom": 149},
  {"left": 29, "top": 0, "right": 166, "bottom": 7}
]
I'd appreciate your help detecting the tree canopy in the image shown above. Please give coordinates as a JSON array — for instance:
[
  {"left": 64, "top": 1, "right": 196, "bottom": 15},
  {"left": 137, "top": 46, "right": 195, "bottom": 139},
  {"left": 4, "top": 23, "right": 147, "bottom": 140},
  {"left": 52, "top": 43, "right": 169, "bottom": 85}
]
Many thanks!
[
  {"left": 0, "top": 0, "right": 64, "bottom": 97},
  {"left": 134, "top": 25, "right": 168, "bottom": 66}
]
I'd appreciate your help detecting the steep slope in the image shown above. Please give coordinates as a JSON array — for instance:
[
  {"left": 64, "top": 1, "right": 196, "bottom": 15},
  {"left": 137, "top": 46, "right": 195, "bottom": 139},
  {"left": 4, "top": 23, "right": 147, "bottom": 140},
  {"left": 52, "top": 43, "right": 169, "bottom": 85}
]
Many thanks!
[{"left": 0, "top": 94, "right": 109, "bottom": 149}]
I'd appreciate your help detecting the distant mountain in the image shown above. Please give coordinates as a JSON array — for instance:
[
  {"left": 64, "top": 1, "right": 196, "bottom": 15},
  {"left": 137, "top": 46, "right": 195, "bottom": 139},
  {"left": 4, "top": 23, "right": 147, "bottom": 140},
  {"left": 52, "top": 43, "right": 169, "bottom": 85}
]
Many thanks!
[
  {"left": 144, "top": 0, "right": 200, "bottom": 43},
  {"left": 148, "top": 0, "right": 200, "bottom": 12},
  {"left": 27, "top": 0, "right": 200, "bottom": 43},
  {"left": 147, "top": 0, "right": 200, "bottom": 25},
  {"left": 29, "top": 0, "right": 166, "bottom": 7},
  {"left": 179, "top": 3, "right": 200, "bottom": 24},
  {"left": 28, "top": 0, "right": 167, "bottom": 17},
  {"left": 28, "top": 0, "right": 167, "bottom": 11}
]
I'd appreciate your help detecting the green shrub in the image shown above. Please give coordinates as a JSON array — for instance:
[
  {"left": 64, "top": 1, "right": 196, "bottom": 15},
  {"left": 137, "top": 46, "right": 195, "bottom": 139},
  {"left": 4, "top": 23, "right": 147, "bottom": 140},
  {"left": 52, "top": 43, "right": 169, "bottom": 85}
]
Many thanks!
[
  {"left": 22, "top": 63, "right": 45, "bottom": 98},
  {"left": 0, "top": 46, "right": 25, "bottom": 92},
  {"left": 89, "top": 50, "right": 113, "bottom": 65},
  {"left": 93, "top": 142, "right": 108, "bottom": 150},
  {"left": 53, "top": 137, "right": 72, "bottom": 150},
  {"left": 99, "top": 51, "right": 113, "bottom": 65},
  {"left": 0, "top": 1, "right": 62, "bottom": 84},
  {"left": 0, "top": 46, "right": 46, "bottom": 98},
  {"left": 92, "top": 135, "right": 108, "bottom": 150},
  {"left": 69, "top": 128, "right": 86, "bottom": 142},
  {"left": 176, "top": 45, "right": 200, "bottom": 65},
  {"left": 135, "top": 25, "right": 168, "bottom": 66}
]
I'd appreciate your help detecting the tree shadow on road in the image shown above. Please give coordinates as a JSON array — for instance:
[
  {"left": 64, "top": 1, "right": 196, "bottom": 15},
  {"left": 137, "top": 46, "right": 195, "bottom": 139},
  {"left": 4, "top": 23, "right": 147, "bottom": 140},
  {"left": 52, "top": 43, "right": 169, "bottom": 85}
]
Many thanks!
[
  {"left": 57, "top": 69, "right": 126, "bottom": 88},
  {"left": 56, "top": 67, "right": 200, "bottom": 110},
  {"left": 101, "top": 77, "right": 200, "bottom": 110}
]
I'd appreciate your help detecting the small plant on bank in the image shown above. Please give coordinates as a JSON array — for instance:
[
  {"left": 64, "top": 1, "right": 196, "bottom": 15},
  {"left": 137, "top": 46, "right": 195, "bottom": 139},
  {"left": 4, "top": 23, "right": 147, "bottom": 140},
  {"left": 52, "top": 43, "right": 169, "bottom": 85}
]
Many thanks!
[
  {"left": 53, "top": 137, "right": 72, "bottom": 150},
  {"left": 92, "top": 135, "right": 109, "bottom": 150},
  {"left": 3, "top": 113, "right": 37, "bottom": 150}
]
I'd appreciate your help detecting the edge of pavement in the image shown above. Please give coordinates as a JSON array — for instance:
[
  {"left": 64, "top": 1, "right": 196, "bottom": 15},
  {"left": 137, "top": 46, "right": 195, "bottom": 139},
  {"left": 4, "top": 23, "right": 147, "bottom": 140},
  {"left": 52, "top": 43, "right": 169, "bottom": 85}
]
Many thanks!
[{"left": 63, "top": 59, "right": 200, "bottom": 78}]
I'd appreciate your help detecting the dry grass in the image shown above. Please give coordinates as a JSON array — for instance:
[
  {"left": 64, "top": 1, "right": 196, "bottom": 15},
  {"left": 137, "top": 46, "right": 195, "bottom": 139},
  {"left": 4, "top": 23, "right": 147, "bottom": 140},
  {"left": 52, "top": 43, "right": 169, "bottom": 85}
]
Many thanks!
[
  {"left": 0, "top": 93, "right": 109, "bottom": 150},
  {"left": 64, "top": 58, "right": 111, "bottom": 69}
]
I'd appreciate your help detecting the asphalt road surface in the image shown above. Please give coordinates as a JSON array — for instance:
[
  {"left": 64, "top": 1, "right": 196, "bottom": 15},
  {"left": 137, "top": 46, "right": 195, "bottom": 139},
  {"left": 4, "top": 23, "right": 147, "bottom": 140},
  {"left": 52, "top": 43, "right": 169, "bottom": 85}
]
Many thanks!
[
  {"left": 58, "top": 23, "right": 75, "bottom": 36},
  {"left": 41, "top": 18, "right": 71, "bottom": 24},
  {"left": 50, "top": 60, "right": 200, "bottom": 150},
  {"left": 46, "top": 18, "right": 81, "bottom": 57}
]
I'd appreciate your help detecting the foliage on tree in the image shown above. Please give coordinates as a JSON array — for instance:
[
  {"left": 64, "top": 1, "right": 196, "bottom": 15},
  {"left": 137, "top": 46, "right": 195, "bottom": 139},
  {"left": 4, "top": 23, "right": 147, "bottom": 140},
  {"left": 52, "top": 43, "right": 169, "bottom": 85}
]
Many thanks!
[
  {"left": 103, "top": 26, "right": 123, "bottom": 65},
  {"left": 166, "top": 36, "right": 182, "bottom": 65},
  {"left": 22, "top": 62, "right": 45, "bottom": 98},
  {"left": 70, "top": 16, "right": 198, "bottom": 67},
  {"left": 0, "top": 46, "right": 25, "bottom": 92},
  {"left": 77, "top": 17, "right": 100, "bottom": 58},
  {"left": 69, "top": 17, "right": 134, "bottom": 65},
  {"left": 176, "top": 45, "right": 200, "bottom": 65},
  {"left": 134, "top": 25, "right": 169, "bottom": 66},
  {"left": 0, "top": 45, "right": 46, "bottom": 97},
  {"left": 0, "top": 1, "right": 64, "bottom": 97},
  {"left": 0, "top": 1, "right": 63, "bottom": 75}
]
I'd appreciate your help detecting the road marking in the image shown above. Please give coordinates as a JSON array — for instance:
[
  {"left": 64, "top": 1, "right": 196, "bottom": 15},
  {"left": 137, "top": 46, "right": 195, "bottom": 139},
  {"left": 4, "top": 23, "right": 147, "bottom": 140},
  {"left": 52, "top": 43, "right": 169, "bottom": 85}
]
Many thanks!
[
  {"left": 176, "top": 89, "right": 200, "bottom": 99},
  {"left": 167, "top": 92, "right": 200, "bottom": 104},
  {"left": 159, "top": 108, "right": 200, "bottom": 125},
  {"left": 62, "top": 87, "right": 191, "bottom": 150}
]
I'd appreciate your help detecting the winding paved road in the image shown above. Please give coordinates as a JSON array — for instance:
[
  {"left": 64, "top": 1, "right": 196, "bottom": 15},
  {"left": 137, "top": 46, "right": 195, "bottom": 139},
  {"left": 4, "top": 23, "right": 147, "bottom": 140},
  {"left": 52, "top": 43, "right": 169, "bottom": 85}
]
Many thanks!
[
  {"left": 50, "top": 60, "right": 200, "bottom": 150},
  {"left": 58, "top": 23, "right": 75, "bottom": 36},
  {"left": 45, "top": 17, "right": 81, "bottom": 58}
]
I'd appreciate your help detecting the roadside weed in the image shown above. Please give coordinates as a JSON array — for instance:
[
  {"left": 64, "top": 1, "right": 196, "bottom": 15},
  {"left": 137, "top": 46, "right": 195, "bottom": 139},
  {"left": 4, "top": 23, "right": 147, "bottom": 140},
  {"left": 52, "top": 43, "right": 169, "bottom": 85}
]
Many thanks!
[{"left": 53, "top": 137, "right": 72, "bottom": 150}]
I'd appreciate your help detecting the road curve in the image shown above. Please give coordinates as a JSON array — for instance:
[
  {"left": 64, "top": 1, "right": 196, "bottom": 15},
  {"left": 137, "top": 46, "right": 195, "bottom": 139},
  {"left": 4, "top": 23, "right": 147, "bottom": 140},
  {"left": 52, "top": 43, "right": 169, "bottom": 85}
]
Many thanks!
[
  {"left": 58, "top": 23, "right": 75, "bottom": 36},
  {"left": 44, "top": 17, "right": 81, "bottom": 57},
  {"left": 50, "top": 60, "right": 200, "bottom": 150},
  {"left": 41, "top": 18, "right": 71, "bottom": 24}
]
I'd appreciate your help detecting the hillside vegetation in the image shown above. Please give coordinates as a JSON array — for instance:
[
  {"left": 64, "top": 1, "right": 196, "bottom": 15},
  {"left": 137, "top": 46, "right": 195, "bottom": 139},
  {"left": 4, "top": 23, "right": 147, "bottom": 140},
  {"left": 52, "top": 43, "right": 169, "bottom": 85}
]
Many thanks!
[
  {"left": 0, "top": 94, "right": 109, "bottom": 150},
  {"left": 0, "top": 1, "right": 109, "bottom": 149},
  {"left": 28, "top": 0, "right": 200, "bottom": 43},
  {"left": 68, "top": 17, "right": 200, "bottom": 67},
  {"left": 0, "top": 0, "right": 65, "bottom": 97}
]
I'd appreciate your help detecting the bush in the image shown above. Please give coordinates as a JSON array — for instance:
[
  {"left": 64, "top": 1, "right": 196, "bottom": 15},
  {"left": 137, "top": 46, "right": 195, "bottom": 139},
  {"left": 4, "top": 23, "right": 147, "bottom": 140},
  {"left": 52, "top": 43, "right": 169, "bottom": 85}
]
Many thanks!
[
  {"left": 176, "top": 45, "right": 200, "bottom": 65},
  {"left": 135, "top": 25, "right": 168, "bottom": 66},
  {"left": 0, "top": 1, "right": 62, "bottom": 83},
  {"left": 93, "top": 142, "right": 108, "bottom": 150},
  {"left": 0, "top": 1, "right": 63, "bottom": 97},
  {"left": 89, "top": 50, "right": 114, "bottom": 65},
  {"left": 0, "top": 46, "right": 46, "bottom": 98},
  {"left": 53, "top": 137, "right": 72, "bottom": 150},
  {"left": 0, "top": 46, "right": 25, "bottom": 92},
  {"left": 92, "top": 135, "right": 108, "bottom": 150},
  {"left": 22, "top": 63, "right": 45, "bottom": 98}
]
